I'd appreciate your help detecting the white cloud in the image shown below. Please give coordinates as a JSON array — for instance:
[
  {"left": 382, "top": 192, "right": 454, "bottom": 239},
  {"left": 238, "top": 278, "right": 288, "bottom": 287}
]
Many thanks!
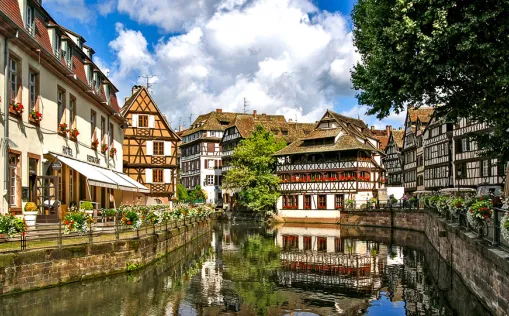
[
  {"left": 43, "top": 0, "right": 93, "bottom": 22},
  {"left": 97, "top": 0, "right": 116, "bottom": 16},
  {"left": 103, "top": 0, "right": 368, "bottom": 128}
]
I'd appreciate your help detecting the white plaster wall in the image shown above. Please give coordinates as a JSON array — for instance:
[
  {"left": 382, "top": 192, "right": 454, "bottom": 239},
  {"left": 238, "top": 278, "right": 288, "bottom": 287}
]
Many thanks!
[{"left": 278, "top": 209, "right": 341, "bottom": 219}]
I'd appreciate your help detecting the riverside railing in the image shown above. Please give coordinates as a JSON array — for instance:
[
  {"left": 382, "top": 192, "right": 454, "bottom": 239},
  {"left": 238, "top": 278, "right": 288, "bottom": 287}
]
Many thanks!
[{"left": 0, "top": 213, "right": 217, "bottom": 253}]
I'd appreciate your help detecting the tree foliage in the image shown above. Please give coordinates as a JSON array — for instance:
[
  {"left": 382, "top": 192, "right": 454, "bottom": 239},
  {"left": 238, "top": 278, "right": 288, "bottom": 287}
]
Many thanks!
[
  {"left": 351, "top": 0, "right": 509, "bottom": 160},
  {"left": 223, "top": 125, "right": 286, "bottom": 213}
]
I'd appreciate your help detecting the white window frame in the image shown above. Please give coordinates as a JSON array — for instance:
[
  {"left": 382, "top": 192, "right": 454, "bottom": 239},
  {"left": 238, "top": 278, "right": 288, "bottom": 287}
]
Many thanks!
[
  {"left": 57, "top": 90, "right": 65, "bottom": 124},
  {"left": 482, "top": 160, "right": 489, "bottom": 177},
  {"left": 26, "top": 5, "right": 35, "bottom": 36},
  {"left": 9, "top": 58, "right": 17, "bottom": 102},
  {"left": 206, "top": 175, "right": 214, "bottom": 185},
  {"left": 29, "top": 70, "right": 37, "bottom": 111}
]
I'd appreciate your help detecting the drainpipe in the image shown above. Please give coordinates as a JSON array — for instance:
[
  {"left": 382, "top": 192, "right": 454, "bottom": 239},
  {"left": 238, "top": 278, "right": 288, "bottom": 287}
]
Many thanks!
[{"left": 3, "top": 30, "right": 18, "bottom": 213}]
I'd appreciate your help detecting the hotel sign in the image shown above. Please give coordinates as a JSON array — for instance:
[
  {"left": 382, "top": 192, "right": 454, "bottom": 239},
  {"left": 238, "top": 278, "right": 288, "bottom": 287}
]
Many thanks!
[
  {"left": 87, "top": 155, "right": 100, "bottom": 165},
  {"left": 62, "top": 146, "right": 73, "bottom": 156}
]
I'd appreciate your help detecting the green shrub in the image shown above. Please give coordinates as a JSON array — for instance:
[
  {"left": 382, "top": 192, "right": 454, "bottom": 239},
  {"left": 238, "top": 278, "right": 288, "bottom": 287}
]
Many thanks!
[{"left": 80, "top": 201, "right": 94, "bottom": 211}]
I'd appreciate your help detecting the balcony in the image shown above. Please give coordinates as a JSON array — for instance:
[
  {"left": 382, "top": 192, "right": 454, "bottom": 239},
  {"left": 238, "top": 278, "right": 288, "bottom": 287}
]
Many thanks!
[
  {"left": 181, "top": 152, "right": 201, "bottom": 162},
  {"left": 181, "top": 169, "right": 200, "bottom": 177},
  {"left": 276, "top": 159, "right": 375, "bottom": 173},
  {"left": 280, "top": 180, "right": 376, "bottom": 193},
  {"left": 223, "top": 133, "right": 240, "bottom": 142},
  {"left": 222, "top": 150, "right": 234, "bottom": 157}
]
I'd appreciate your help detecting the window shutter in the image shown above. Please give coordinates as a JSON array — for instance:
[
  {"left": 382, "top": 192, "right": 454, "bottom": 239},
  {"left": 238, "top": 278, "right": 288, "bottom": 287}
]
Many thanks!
[
  {"left": 131, "top": 114, "right": 138, "bottom": 127},
  {"left": 145, "top": 169, "right": 152, "bottom": 184},
  {"left": 148, "top": 115, "right": 155, "bottom": 128},
  {"left": 146, "top": 140, "right": 153, "bottom": 156},
  {"left": 164, "top": 141, "right": 171, "bottom": 156},
  {"left": 164, "top": 169, "right": 171, "bottom": 183}
]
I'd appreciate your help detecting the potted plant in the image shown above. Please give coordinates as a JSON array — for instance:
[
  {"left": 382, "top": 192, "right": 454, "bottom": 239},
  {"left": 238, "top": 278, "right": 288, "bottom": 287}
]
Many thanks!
[
  {"left": 29, "top": 109, "right": 43, "bottom": 123},
  {"left": 101, "top": 143, "right": 108, "bottom": 154},
  {"left": 69, "top": 128, "right": 79, "bottom": 140},
  {"left": 102, "top": 208, "right": 117, "bottom": 222},
  {"left": 80, "top": 201, "right": 95, "bottom": 217},
  {"left": 91, "top": 138, "right": 99, "bottom": 150},
  {"left": 109, "top": 147, "right": 117, "bottom": 158},
  {"left": 10, "top": 101, "right": 24, "bottom": 116},
  {"left": 23, "top": 202, "right": 39, "bottom": 227},
  {"left": 0, "top": 213, "right": 27, "bottom": 238},
  {"left": 59, "top": 122, "right": 68, "bottom": 134}
]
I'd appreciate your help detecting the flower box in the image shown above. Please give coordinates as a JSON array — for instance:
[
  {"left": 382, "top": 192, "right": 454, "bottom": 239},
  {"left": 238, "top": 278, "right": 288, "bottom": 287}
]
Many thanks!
[
  {"left": 110, "top": 147, "right": 117, "bottom": 158},
  {"left": 9, "top": 101, "right": 24, "bottom": 117},
  {"left": 29, "top": 110, "right": 42, "bottom": 124},
  {"left": 91, "top": 139, "right": 99, "bottom": 150},
  {"left": 59, "top": 123, "right": 68, "bottom": 135},
  {"left": 69, "top": 128, "right": 79, "bottom": 141},
  {"left": 101, "top": 144, "right": 108, "bottom": 154}
]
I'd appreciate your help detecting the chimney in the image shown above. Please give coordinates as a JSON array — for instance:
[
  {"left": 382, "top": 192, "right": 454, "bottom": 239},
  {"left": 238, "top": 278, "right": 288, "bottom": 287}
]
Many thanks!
[
  {"left": 262, "top": 113, "right": 266, "bottom": 116},
  {"left": 253, "top": 110, "right": 257, "bottom": 118},
  {"left": 132, "top": 85, "right": 142, "bottom": 95},
  {"left": 289, "top": 119, "right": 293, "bottom": 122},
  {"left": 386, "top": 125, "right": 392, "bottom": 135},
  {"left": 216, "top": 109, "right": 222, "bottom": 113},
  {"left": 179, "top": 125, "right": 184, "bottom": 132},
  {"left": 399, "top": 127, "right": 403, "bottom": 130},
  {"left": 371, "top": 125, "right": 375, "bottom": 131}
]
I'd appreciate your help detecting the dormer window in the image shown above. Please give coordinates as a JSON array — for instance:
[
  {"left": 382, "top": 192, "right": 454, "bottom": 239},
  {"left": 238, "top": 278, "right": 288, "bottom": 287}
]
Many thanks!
[
  {"left": 26, "top": 6, "right": 35, "bottom": 36},
  {"left": 54, "top": 34, "right": 61, "bottom": 59},
  {"left": 65, "top": 43, "right": 72, "bottom": 69}
]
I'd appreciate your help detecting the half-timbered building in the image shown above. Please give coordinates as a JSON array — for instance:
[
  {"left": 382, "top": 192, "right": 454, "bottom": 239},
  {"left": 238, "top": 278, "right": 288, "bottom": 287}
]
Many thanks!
[
  {"left": 382, "top": 128, "right": 404, "bottom": 186},
  {"left": 273, "top": 110, "right": 384, "bottom": 221},
  {"left": 220, "top": 111, "right": 314, "bottom": 207},
  {"left": 401, "top": 108, "right": 433, "bottom": 193},
  {"left": 452, "top": 118, "right": 505, "bottom": 190},
  {"left": 422, "top": 116, "right": 453, "bottom": 190},
  {"left": 121, "top": 86, "right": 180, "bottom": 205},
  {"left": 180, "top": 109, "right": 237, "bottom": 204}
]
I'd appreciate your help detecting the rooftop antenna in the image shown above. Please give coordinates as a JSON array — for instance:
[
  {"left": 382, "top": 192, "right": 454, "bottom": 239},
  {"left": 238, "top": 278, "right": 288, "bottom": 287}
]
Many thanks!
[
  {"left": 243, "top": 97, "right": 249, "bottom": 114},
  {"left": 178, "top": 117, "right": 182, "bottom": 128},
  {"left": 138, "top": 75, "right": 157, "bottom": 92},
  {"left": 189, "top": 114, "right": 194, "bottom": 127}
]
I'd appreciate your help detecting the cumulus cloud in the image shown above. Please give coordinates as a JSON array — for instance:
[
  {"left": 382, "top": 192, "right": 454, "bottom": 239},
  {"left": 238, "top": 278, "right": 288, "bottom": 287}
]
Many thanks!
[
  {"left": 103, "top": 0, "right": 368, "bottom": 128},
  {"left": 43, "top": 0, "right": 93, "bottom": 23},
  {"left": 97, "top": 0, "right": 116, "bottom": 16}
]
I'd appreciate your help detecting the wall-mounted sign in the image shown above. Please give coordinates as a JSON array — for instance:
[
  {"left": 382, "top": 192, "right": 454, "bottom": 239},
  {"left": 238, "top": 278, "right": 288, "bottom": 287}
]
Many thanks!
[
  {"left": 62, "top": 146, "right": 73, "bottom": 156},
  {"left": 51, "top": 161, "right": 62, "bottom": 171},
  {"left": 87, "top": 155, "right": 100, "bottom": 164}
]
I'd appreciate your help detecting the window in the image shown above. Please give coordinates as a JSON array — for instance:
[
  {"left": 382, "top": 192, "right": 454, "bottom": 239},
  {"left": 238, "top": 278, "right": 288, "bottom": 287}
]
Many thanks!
[
  {"left": 318, "top": 195, "right": 326, "bottom": 209},
  {"left": 26, "top": 5, "right": 35, "bottom": 35},
  {"left": 138, "top": 115, "right": 148, "bottom": 127},
  {"left": 69, "top": 96, "right": 76, "bottom": 127},
  {"left": 210, "top": 131, "right": 215, "bottom": 137},
  {"left": 482, "top": 160, "right": 490, "bottom": 177},
  {"left": 206, "top": 175, "right": 214, "bottom": 185},
  {"left": 334, "top": 238, "right": 343, "bottom": 252},
  {"left": 457, "top": 163, "right": 467, "bottom": 179},
  {"left": 335, "top": 195, "right": 344, "bottom": 209},
  {"left": 317, "top": 237, "right": 327, "bottom": 252},
  {"left": 151, "top": 141, "right": 163, "bottom": 156},
  {"left": 90, "top": 110, "right": 96, "bottom": 138},
  {"left": 65, "top": 43, "right": 72, "bottom": 69},
  {"left": 303, "top": 236, "right": 311, "bottom": 251},
  {"left": 462, "top": 138, "right": 471, "bottom": 152},
  {"left": 29, "top": 70, "right": 38, "bottom": 111},
  {"left": 9, "top": 154, "right": 18, "bottom": 206},
  {"left": 57, "top": 89, "right": 65, "bottom": 125},
  {"left": 54, "top": 34, "right": 61, "bottom": 58},
  {"left": 207, "top": 159, "right": 215, "bottom": 169},
  {"left": 304, "top": 195, "right": 311, "bottom": 210},
  {"left": 283, "top": 195, "right": 298, "bottom": 209},
  {"left": 282, "top": 235, "right": 299, "bottom": 250},
  {"left": 153, "top": 169, "right": 163, "bottom": 183},
  {"left": 8, "top": 57, "right": 18, "bottom": 102},
  {"left": 101, "top": 117, "right": 106, "bottom": 142}
]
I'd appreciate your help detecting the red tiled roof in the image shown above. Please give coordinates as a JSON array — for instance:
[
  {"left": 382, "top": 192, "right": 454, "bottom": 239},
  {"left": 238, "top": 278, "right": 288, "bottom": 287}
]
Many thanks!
[
  {"left": 100, "top": 85, "right": 107, "bottom": 102},
  {"left": 0, "top": 0, "right": 24, "bottom": 28},
  {"left": 73, "top": 55, "right": 88, "bottom": 85},
  {"left": 34, "top": 15, "right": 53, "bottom": 53},
  {"left": 408, "top": 107, "right": 434, "bottom": 123},
  {"left": 110, "top": 92, "right": 120, "bottom": 112}
]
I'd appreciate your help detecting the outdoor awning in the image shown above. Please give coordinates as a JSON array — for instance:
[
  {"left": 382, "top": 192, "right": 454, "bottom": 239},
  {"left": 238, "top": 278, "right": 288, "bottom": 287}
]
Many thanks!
[
  {"left": 56, "top": 155, "right": 118, "bottom": 189},
  {"left": 52, "top": 154, "right": 148, "bottom": 193},
  {"left": 96, "top": 168, "right": 138, "bottom": 192},
  {"left": 115, "top": 172, "right": 150, "bottom": 193}
]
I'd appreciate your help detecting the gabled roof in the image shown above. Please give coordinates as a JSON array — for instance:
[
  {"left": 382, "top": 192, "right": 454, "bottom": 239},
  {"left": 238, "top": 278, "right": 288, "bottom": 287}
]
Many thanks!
[
  {"left": 181, "top": 111, "right": 239, "bottom": 137},
  {"left": 121, "top": 87, "right": 181, "bottom": 140},
  {"left": 274, "top": 134, "right": 377, "bottom": 156},
  {"left": 325, "top": 110, "right": 380, "bottom": 142},
  {"left": 389, "top": 130, "right": 405, "bottom": 149},
  {"left": 407, "top": 107, "right": 434, "bottom": 124}
]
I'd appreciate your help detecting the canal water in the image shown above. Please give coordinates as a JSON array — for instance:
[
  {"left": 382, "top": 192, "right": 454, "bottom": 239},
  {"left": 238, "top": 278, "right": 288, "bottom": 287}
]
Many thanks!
[{"left": 0, "top": 221, "right": 491, "bottom": 316}]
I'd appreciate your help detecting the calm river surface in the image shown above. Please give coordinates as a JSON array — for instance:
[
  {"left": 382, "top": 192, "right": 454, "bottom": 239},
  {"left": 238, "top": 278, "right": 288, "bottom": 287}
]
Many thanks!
[{"left": 0, "top": 221, "right": 491, "bottom": 316}]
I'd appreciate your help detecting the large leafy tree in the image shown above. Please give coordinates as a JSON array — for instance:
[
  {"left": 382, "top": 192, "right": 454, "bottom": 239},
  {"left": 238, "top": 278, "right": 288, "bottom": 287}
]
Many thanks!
[
  {"left": 351, "top": 0, "right": 509, "bottom": 160},
  {"left": 223, "top": 125, "right": 286, "bottom": 213}
]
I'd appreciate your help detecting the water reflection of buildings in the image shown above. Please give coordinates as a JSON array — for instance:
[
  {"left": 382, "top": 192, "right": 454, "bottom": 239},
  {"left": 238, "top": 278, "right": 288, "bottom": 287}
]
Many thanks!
[{"left": 276, "top": 225, "right": 388, "bottom": 299}]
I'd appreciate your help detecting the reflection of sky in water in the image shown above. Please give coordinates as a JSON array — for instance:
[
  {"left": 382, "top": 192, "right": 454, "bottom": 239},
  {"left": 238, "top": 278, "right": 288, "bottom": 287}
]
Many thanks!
[{"left": 366, "top": 292, "right": 406, "bottom": 316}]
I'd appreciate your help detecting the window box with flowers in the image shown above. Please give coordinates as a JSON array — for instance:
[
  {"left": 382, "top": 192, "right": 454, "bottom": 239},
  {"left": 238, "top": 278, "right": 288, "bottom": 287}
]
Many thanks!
[
  {"left": 91, "top": 139, "right": 99, "bottom": 150},
  {"left": 69, "top": 128, "right": 79, "bottom": 141},
  {"left": 58, "top": 123, "right": 68, "bottom": 135},
  {"left": 29, "top": 110, "right": 43, "bottom": 124},
  {"left": 9, "top": 101, "right": 24, "bottom": 117},
  {"left": 109, "top": 147, "right": 117, "bottom": 158},
  {"left": 101, "top": 143, "right": 108, "bottom": 154}
]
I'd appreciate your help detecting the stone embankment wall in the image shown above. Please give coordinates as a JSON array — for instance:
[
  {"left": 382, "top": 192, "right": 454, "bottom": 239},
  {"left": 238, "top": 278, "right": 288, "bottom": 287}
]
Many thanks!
[
  {"left": 0, "top": 218, "right": 212, "bottom": 295},
  {"left": 340, "top": 210, "right": 509, "bottom": 316}
]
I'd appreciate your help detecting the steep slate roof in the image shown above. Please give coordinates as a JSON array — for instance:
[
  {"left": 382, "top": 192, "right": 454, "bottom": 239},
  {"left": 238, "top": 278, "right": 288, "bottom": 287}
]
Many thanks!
[
  {"left": 390, "top": 130, "right": 405, "bottom": 148},
  {"left": 274, "top": 109, "right": 381, "bottom": 156},
  {"left": 274, "top": 134, "right": 376, "bottom": 156}
]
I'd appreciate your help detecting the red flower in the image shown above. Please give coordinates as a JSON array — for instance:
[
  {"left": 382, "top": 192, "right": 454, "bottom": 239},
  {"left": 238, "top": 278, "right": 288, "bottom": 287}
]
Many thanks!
[{"left": 127, "top": 221, "right": 132, "bottom": 225}]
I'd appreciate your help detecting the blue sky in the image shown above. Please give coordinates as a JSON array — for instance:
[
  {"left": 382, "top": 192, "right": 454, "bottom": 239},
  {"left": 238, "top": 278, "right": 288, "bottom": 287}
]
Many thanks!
[{"left": 42, "top": 0, "right": 405, "bottom": 129}]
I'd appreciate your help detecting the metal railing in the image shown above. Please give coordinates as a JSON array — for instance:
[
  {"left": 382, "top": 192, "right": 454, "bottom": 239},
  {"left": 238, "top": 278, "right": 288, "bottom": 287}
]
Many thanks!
[{"left": 0, "top": 214, "right": 212, "bottom": 253}]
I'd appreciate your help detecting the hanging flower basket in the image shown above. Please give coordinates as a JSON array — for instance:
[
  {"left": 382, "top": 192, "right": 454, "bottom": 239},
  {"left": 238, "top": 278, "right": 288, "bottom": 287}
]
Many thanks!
[
  {"left": 9, "top": 101, "right": 24, "bottom": 116},
  {"left": 467, "top": 199, "right": 493, "bottom": 229},
  {"left": 29, "top": 110, "right": 42, "bottom": 122},
  {"left": 59, "top": 123, "right": 68, "bottom": 134},
  {"left": 69, "top": 128, "right": 79, "bottom": 140},
  {"left": 91, "top": 138, "right": 99, "bottom": 150},
  {"left": 101, "top": 143, "right": 108, "bottom": 153},
  {"left": 110, "top": 147, "right": 117, "bottom": 158}
]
